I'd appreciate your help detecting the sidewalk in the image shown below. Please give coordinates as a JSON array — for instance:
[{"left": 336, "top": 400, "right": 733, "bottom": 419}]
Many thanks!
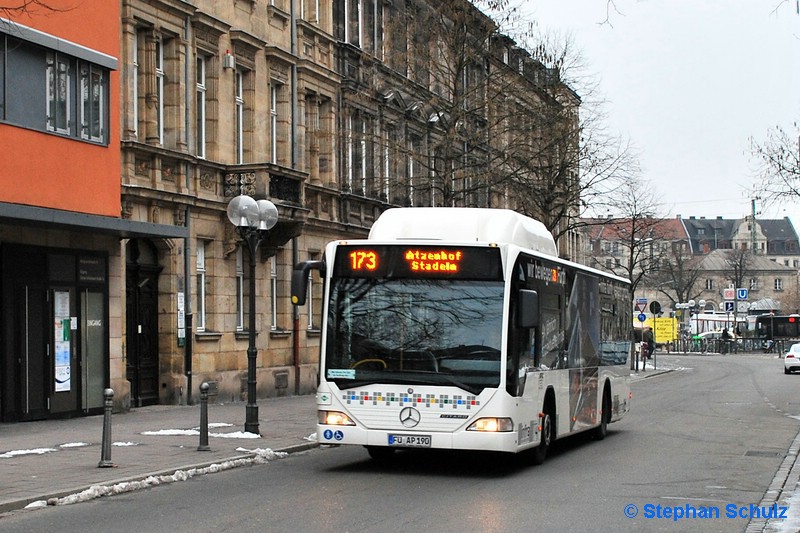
[{"left": 0, "top": 395, "right": 318, "bottom": 513}]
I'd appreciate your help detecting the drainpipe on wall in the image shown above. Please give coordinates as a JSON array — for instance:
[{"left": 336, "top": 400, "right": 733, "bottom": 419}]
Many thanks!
[
  {"left": 291, "top": 0, "right": 300, "bottom": 395},
  {"left": 292, "top": 237, "right": 301, "bottom": 394},
  {"left": 290, "top": 0, "right": 298, "bottom": 168},
  {"left": 183, "top": 17, "right": 193, "bottom": 404},
  {"left": 184, "top": 205, "right": 193, "bottom": 404}
]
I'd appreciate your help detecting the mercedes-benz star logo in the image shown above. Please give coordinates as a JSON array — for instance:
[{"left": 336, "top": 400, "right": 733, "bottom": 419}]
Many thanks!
[{"left": 399, "top": 407, "right": 421, "bottom": 428}]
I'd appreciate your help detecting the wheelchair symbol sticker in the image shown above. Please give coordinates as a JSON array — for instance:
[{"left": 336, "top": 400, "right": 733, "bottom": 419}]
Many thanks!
[{"left": 322, "top": 429, "right": 344, "bottom": 441}]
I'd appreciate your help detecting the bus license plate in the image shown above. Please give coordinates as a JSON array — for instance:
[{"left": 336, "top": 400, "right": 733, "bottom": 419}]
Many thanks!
[{"left": 388, "top": 434, "right": 431, "bottom": 448}]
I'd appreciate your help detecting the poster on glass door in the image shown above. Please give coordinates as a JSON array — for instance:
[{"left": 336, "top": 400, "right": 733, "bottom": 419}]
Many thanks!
[{"left": 54, "top": 291, "right": 71, "bottom": 392}]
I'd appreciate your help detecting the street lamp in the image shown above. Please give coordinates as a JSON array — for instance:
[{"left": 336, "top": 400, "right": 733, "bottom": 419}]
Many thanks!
[
  {"left": 227, "top": 194, "right": 279, "bottom": 435},
  {"left": 693, "top": 299, "right": 706, "bottom": 335}
]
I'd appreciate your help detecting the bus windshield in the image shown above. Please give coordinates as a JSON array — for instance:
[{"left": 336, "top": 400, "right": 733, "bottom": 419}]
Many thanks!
[{"left": 325, "top": 278, "right": 504, "bottom": 395}]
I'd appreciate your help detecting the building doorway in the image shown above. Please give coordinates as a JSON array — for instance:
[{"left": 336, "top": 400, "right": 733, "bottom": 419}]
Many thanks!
[
  {"left": 1, "top": 245, "right": 109, "bottom": 422},
  {"left": 125, "top": 240, "right": 162, "bottom": 407}
]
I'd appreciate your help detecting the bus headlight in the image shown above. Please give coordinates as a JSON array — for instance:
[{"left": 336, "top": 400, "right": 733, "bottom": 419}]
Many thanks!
[
  {"left": 319, "top": 410, "right": 356, "bottom": 426},
  {"left": 467, "top": 417, "right": 513, "bottom": 432}
]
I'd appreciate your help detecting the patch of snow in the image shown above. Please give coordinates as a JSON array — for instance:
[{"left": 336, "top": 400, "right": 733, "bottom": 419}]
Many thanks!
[
  {"left": 0, "top": 448, "right": 57, "bottom": 458},
  {"left": 775, "top": 481, "right": 800, "bottom": 532},
  {"left": 235, "top": 448, "right": 288, "bottom": 459},
  {"left": 141, "top": 429, "right": 197, "bottom": 436},
  {"left": 213, "top": 431, "right": 260, "bottom": 439},
  {"left": 141, "top": 428, "right": 261, "bottom": 439},
  {"left": 304, "top": 433, "right": 317, "bottom": 442},
  {"left": 59, "top": 442, "right": 90, "bottom": 448},
  {"left": 112, "top": 442, "right": 140, "bottom": 447},
  {"left": 27, "top": 449, "right": 288, "bottom": 508},
  {"left": 24, "top": 500, "right": 47, "bottom": 509}
]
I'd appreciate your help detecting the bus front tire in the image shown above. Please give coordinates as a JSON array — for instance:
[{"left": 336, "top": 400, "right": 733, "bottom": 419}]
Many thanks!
[{"left": 530, "top": 411, "right": 552, "bottom": 465}]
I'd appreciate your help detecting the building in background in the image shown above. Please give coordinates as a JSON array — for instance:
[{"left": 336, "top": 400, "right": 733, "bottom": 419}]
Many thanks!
[{"left": 583, "top": 215, "right": 800, "bottom": 327}]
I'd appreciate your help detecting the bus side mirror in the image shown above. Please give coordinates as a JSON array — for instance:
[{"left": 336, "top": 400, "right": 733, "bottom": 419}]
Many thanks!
[
  {"left": 518, "top": 289, "right": 539, "bottom": 328},
  {"left": 291, "top": 260, "right": 325, "bottom": 306}
]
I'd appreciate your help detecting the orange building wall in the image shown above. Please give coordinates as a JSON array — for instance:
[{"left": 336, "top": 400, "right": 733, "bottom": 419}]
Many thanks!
[{"left": 1, "top": 0, "right": 120, "bottom": 218}]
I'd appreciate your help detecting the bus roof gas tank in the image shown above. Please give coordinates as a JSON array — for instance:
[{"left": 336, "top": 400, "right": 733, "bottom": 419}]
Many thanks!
[{"left": 368, "top": 208, "right": 558, "bottom": 257}]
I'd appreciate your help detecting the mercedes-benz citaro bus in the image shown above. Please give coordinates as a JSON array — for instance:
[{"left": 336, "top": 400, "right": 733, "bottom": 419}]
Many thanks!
[{"left": 291, "top": 208, "right": 631, "bottom": 464}]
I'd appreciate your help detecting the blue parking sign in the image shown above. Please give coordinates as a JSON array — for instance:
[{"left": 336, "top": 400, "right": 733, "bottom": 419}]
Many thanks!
[{"left": 736, "top": 288, "right": 748, "bottom": 300}]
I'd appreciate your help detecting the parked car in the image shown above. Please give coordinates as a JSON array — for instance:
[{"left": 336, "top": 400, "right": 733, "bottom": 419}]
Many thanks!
[
  {"left": 784, "top": 343, "right": 800, "bottom": 374},
  {"left": 697, "top": 330, "right": 740, "bottom": 341},
  {"left": 696, "top": 330, "right": 742, "bottom": 352}
]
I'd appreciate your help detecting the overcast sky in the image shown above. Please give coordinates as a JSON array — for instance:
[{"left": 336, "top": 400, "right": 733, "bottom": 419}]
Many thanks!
[{"left": 524, "top": 0, "right": 800, "bottom": 227}]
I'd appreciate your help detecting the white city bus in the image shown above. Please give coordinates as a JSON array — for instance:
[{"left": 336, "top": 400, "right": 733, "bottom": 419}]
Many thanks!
[{"left": 291, "top": 208, "right": 631, "bottom": 463}]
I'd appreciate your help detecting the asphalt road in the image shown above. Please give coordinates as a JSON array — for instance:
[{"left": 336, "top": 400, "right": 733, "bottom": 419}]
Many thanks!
[{"left": 1, "top": 354, "right": 798, "bottom": 533}]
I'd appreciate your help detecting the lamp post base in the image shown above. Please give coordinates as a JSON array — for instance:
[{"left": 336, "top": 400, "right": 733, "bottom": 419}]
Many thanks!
[{"left": 245, "top": 404, "right": 260, "bottom": 435}]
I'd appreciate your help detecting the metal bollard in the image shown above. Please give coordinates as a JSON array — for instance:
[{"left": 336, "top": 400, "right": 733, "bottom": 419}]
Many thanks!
[
  {"left": 98, "top": 388, "right": 115, "bottom": 468},
  {"left": 198, "top": 382, "right": 210, "bottom": 451}
]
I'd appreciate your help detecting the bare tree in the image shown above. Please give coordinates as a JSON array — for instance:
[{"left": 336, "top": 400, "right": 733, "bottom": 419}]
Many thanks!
[
  {"left": 721, "top": 248, "right": 754, "bottom": 291},
  {"left": 0, "top": 1, "right": 66, "bottom": 18},
  {"left": 750, "top": 123, "right": 800, "bottom": 207},
  {"left": 649, "top": 248, "right": 704, "bottom": 310},
  {"left": 506, "top": 25, "right": 641, "bottom": 245},
  {"left": 335, "top": 0, "right": 640, "bottom": 263},
  {"left": 601, "top": 178, "right": 665, "bottom": 305}
]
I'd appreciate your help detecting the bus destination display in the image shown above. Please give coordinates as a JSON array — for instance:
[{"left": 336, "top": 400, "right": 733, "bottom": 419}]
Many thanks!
[{"left": 336, "top": 245, "right": 502, "bottom": 280}]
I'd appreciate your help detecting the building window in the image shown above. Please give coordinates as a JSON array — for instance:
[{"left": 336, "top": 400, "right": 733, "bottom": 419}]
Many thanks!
[
  {"left": 132, "top": 32, "right": 138, "bottom": 137},
  {"left": 46, "top": 52, "right": 70, "bottom": 133},
  {"left": 235, "top": 69, "right": 245, "bottom": 164},
  {"left": 270, "top": 83, "right": 279, "bottom": 163},
  {"left": 750, "top": 278, "right": 759, "bottom": 291},
  {"left": 775, "top": 278, "right": 784, "bottom": 291},
  {"left": 3, "top": 28, "right": 109, "bottom": 142},
  {"left": 196, "top": 55, "right": 207, "bottom": 159},
  {"left": 346, "top": 0, "right": 361, "bottom": 46},
  {"left": 236, "top": 247, "right": 245, "bottom": 332},
  {"left": 155, "top": 37, "right": 165, "bottom": 144},
  {"left": 705, "top": 279, "right": 714, "bottom": 290},
  {"left": 196, "top": 242, "right": 208, "bottom": 332},
  {"left": 79, "top": 63, "right": 105, "bottom": 142},
  {"left": 270, "top": 256, "right": 278, "bottom": 330},
  {"left": 302, "top": 0, "right": 320, "bottom": 21}
]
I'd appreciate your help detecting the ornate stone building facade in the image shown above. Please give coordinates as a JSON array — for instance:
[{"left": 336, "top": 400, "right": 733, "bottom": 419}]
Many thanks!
[{"left": 116, "top": 0, "right": 582, "bottom": 410}]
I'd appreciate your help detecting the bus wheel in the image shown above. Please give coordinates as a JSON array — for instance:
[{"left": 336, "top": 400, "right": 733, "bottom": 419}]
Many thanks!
[
  {"left": 530, "top": 410, "right": 552, "bottom": 465},
  {"left": 593, "top": 388, "right": 611, "bottom": 440},
  {"left": 366, "top": 446, "right": 395, "bottom": 462}
]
